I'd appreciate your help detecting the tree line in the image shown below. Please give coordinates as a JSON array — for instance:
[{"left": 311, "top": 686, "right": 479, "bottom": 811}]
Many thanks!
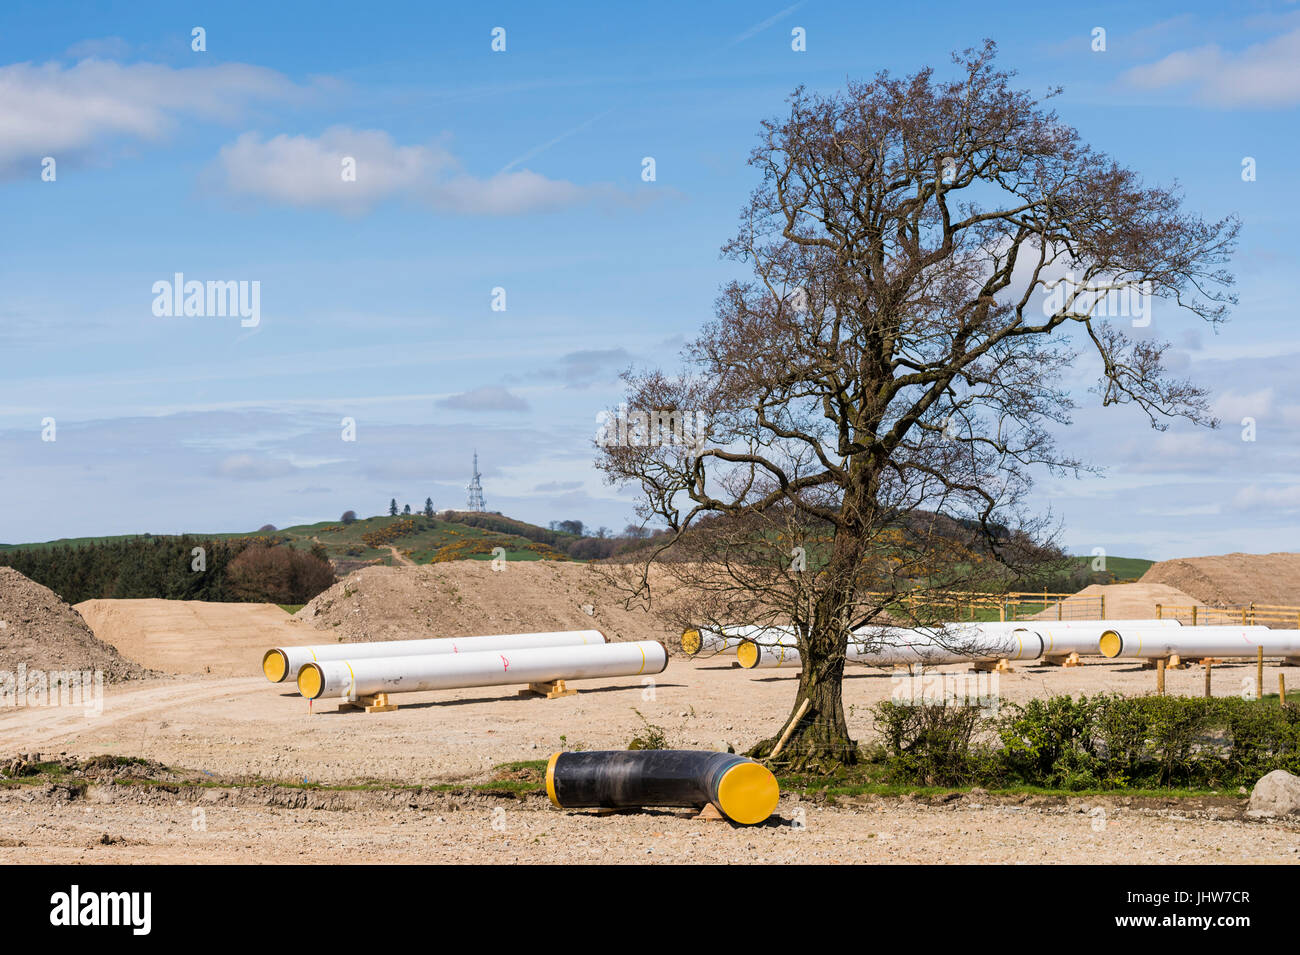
[{"left": 0, "top": 536, "right": 335, "bottom": 605}]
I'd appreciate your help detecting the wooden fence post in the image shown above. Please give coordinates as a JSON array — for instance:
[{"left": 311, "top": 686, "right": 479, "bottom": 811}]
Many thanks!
[
  {"left": 1204, "top": 660, "right": 1212, "bottom": 699},
  {"left": 1156, "top": 658, "right": 1165, "bottom": 696},
  {"left": 1191, "top": 606, "right": 1198, "bottom": 626},
  {"left": 1257, "top": 646, "right": 1264, "bottom": 701}
]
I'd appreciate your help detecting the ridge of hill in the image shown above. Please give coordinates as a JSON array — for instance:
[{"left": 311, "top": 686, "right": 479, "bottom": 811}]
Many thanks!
[{"left": 0, "top": 513, "right": 581, "bottom": 568}]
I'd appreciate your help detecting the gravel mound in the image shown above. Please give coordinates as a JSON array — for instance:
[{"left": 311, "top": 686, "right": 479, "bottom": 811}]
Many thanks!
[
  {"left": 1140, "top": 552, "right": 1300, "bottom": 609},
  {"left": 296, "top": 560, "right": 677, "bottom": 646},
  {"left": 0, "top": 568, "right": 152, "bottom": 682}
]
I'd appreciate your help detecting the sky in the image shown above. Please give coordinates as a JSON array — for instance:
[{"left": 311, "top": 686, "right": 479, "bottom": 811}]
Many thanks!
[{"left": 2, "top": 0, "right": 1299, "bottom": 560}]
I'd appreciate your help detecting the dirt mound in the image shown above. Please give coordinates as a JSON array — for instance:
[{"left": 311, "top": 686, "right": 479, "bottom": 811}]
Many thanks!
[
  {"left": 297, "top": 560, "right": 678, "bottom": 646},
  {"left": 74, "top": 599, "right": 316, "bottom": 677},
  {"left": 1140, "top": 553, "right": 1300, "bottom": 608},
  {"left": 1032, "top": 581, "right": 1200, "bottom": 621},
  {"left": 0, "top": 568, "right": 151, "bottom": 682}
]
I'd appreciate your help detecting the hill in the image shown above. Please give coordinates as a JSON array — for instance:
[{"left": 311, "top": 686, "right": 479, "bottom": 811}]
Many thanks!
[
  {"left": 272, "top": 513, "right": 577, "bottom": 567},
  {"left": 0, "top": 513, "right": 582, "bottom": 571}
]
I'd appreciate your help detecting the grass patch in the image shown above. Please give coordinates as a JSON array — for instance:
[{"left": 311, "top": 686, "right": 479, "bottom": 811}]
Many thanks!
[{"left": 776, "top": 763, "right": 1246, "bottom": 801}]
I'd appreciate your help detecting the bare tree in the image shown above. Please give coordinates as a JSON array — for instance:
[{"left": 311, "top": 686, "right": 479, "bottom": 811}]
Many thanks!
[{"left": 594, "top": 42, "right": 1238, "bottom": 771}]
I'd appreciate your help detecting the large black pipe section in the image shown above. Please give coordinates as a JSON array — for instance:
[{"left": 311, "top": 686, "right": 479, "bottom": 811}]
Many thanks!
[{"left": 546, "top": 749, "right": 779, "bottom": 825}]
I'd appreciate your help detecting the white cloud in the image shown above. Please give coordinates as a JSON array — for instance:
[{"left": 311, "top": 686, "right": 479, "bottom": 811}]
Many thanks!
[
  {"left": 64, "top": 37, "right": 131, "bottom": 60},
  {"left": 1121, "top": 28, "right": 1300, "bottom": 107},
  {"left": 1232, "top": 484, "right": 1300, "bottom": 511},
  {"left": 437, "top": 386, "right": 530, "bottom": 412},
  {"left": 1213, "top": 388, "right": 1274, "bottom": 422},
  {"left": 209, "top": 126, "right": 616, "bottom": 215},
  {"left": 215, "top": 453, "right": 300, "bottom": 480},
  {"left": 0, "top": 58, "right": 302, "bottom": 176}
]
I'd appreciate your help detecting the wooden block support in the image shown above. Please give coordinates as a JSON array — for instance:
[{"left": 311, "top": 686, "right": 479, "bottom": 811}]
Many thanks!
[
  {"left": 1042, "top": 652, "right": 1081, "bottom": 668},
  {"left": 971, "top": 658, "right": 1012, "bottom": 673},
  {"left": 693, "top": 804, "right": 727, "bottom": 822},
  {"left": 1166, "top": 654, "right": 1186, "bottom": 670},
  {"left": 338, "top": 693, "right": 398, "bottom": 714},
  {"left": 518, "top": 680, "right": 578, "bottom": 700}
]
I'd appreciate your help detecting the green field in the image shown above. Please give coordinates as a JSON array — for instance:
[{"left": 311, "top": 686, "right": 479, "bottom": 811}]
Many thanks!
[{"left": 1070, "top": 554, "right": 1154, "bottom": 582}]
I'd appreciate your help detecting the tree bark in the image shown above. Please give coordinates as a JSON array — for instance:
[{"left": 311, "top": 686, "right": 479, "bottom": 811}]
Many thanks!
[
  {"left": 747, "top": 640, "right": 856, "bottom": 772},
  {"left": 748, "top": 505, "right": 866, "bottom": 771}
]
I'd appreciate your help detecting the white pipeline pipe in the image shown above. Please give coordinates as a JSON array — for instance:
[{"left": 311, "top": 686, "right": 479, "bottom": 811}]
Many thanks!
[
  {"left": 262, "top": 629, "right": 606, "bottom": 683},
  {"left": 297, "top": 640, "right": 668, "bottom": 700},
  {"left": 687, "top": 618, "right": 1177, "bottom": 658},
  {"left": 1098, "top": 626, "right": 1297, "bottom": 660},
  {"left": 681, "top": 625, "right": 795, "bottom": 656},
  {"left": 737, "top": 626, "right": 1046, "bottom": 669},
  {"left": 1017, "top": 619, "right": 1181, "bottom": 657}
]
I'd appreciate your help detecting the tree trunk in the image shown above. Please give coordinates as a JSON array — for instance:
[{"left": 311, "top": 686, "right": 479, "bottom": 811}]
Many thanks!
[
  {"left": 748, "top": 475, "right": 880, "bottom": 770},
  {"left": 747, "top": 646, "right": 857, "bottom": 772},
  {"left": 747, "top": 565, "right": 860, "bottom": 771}
]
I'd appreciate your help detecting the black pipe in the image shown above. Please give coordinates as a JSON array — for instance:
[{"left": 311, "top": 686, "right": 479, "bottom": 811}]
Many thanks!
[{"left": 546, "top": 750, "right": 779, "bottom": 824}]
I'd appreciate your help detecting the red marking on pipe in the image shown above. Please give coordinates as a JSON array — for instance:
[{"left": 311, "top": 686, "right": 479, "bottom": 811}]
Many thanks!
[{"left": 501, "top": 654, "right": 510, "bottom": 672}]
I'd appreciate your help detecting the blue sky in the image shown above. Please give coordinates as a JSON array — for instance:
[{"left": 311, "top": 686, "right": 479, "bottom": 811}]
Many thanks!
[{"left": 2, "top": 0, "right": 1299, "bottom": 559}]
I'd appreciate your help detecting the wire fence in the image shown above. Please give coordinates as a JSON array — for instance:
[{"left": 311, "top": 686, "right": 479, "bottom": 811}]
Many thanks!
[
  {"left": 1155, "top": 603, "right": 1300, "bottom": 629},
  {"left": 886, "top": 592, "right": 1106, "bottom": 623}
]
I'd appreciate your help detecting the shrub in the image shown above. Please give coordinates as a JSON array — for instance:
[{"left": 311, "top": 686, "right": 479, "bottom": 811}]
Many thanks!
[
  {"left": 224, "top": 542, "right": 336, "bottom": 604},
  {"left": 870, "top": 694, "right": 1300, "bottom": 791},
  {"left": 872, "top": 700, "right": 988, "bottom": 786}
]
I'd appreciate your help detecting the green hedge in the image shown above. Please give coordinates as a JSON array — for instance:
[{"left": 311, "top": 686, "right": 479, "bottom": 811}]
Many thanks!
[{"left": 871, "top": 694, "right": 1300, "bottom": 790}]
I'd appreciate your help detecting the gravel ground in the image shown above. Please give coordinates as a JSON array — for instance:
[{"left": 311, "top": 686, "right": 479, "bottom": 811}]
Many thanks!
[
  {"left": 2, "top": 789, "right": 1297, "bottom": 865},
  {"left": 4, "top": 657, "right": 1300, "bottom": 864}
]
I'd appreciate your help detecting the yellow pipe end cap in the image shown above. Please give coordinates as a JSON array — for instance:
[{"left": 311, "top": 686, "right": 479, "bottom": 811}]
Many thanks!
[
  {"left": 681, "top": 629, "right": 702, "bottom": 656},
  {"left": 736, "top": 640, "right": 760, "bottom": 669},
  {"left": 297, "top": 663, "right": 324, "bottom": 699},
  {"left": 715, "top": 761, "right": 780, "bottom": 825},
  {"left": 544, "top": 752, "right": 563, "bottom": 808},
  {"left": 262, "top": 649, "right": 288, "bottom": 683},
  {"left": 1098, "top": 630, "right": 1123, "bottom": 659}
]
